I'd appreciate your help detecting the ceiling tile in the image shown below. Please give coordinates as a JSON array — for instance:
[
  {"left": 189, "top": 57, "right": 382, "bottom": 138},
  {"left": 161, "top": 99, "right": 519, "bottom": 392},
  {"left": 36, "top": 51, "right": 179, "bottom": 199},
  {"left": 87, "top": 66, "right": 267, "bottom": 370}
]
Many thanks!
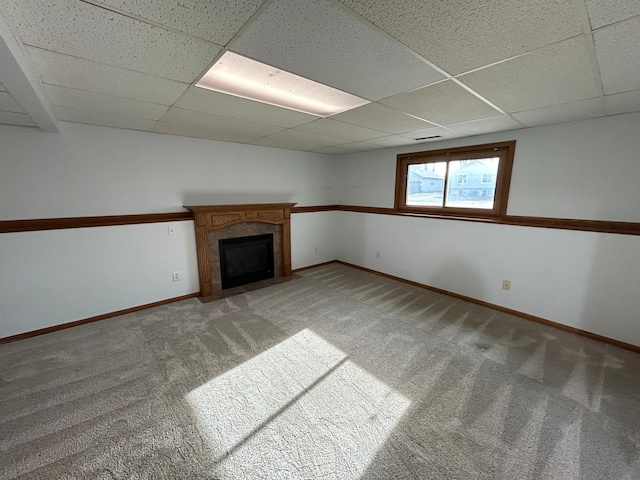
[
  {"left": 512, "top": 98, "right": 606, "bottom": 127},
  {"left": 330, "top": 103, "right": 437, "bottom": 134},
  {"left": 313, "top": 145, "right": 362, "bottom": 155},
  {"left": 53, "top": 106, "right": 157, "bottom": 131},
  {"left": 232, "top": 0, "right": 444, "bottom": 100},
  {"left": 459, "top": 36, "right": 602, "bottom": 114},
  {"left": 594, "top": 16, "right": 640, "bottom": 95},
  {"left": 44, "top": 85, "right": 169, "bottom": 120},
  {"left": 248, "top": 136, "right": 327, "bottom": 152},
  {"left": 152, "top": 121, "right": 267, "bottom": 143},
  {"left": 604, "top": 89, "right": 640, "bottom": 115},
  {"left": 449, "top": 115, "right": 524, "bottom": 135},
  {"left": 4, "top": 0, "right": 220, "bottom": 83},
  {"left": 27, "top": 47, "right": 189, "bottom": 106},
  {"left": 585, "top": 0, "right": 640, "bottom": 29},
  {"left": 0, "top": 92, "right": 26, "bottom": 114},
  {"left": 398, "top": 125, "right": 466, "bottom": 141},
  {"left": 92, "top": 0, "right": 265, "bottom": 45},
  {"left": 250, "top": 128, "right": 349, "bottom": 149},
  {"left": 339, "top": 0, "right": 584, "bottom": 75},
  {"left": 175, "top": 87, "right": 317, "bottom": 128},
  {"left": 1, "top": 0, "right": 635, "bottom": 150},
  {"left": 0, "top": 111, "right": 37, "bottom": 127},
  {"left": 381, "top": 80, "right": 501, "bottom": 125},
  {"left": 158, "top": 107, "right": 285, "bottom": 138},
  {"left": 294, "top": 118, "right": 386, "bottom": 141},
  {"left": 365, "top": 135, "right": 416, "bottom": 147},
  {"left": 336, "top": 141, "right": 386, "bottom": 152}
]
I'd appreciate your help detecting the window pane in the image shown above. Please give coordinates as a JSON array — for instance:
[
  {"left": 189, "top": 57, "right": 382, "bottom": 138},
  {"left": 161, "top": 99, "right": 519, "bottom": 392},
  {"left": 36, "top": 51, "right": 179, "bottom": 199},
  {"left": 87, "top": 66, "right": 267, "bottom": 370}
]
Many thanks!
[
  {"left": 445, "top": 158, "right": 499, "bottom": 209},
  {"left": 406, "top": 162, "right": 446, "bottom": 207}
]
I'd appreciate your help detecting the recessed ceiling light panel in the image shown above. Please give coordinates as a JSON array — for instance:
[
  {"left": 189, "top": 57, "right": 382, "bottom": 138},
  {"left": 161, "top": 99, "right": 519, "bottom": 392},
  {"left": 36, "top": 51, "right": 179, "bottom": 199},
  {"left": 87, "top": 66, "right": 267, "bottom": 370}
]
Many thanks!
[{"left": 196, "top": 52, "right": 369, "bottom": 117}]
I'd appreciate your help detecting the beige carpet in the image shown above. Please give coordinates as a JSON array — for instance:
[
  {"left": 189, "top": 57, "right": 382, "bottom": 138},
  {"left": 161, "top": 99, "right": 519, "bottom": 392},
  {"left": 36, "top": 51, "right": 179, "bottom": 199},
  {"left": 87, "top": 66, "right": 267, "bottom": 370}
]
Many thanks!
[{"left": 1, "top": 263, "right": 639, "bottom": 479}]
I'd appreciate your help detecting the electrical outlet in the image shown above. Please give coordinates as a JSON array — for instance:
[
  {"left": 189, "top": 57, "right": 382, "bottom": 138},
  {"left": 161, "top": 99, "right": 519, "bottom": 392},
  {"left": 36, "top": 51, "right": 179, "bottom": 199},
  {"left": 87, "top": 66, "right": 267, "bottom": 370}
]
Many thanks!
[
  {"left": 502, "top": 280, "right": 511, "bottom": 290},
  {"left": 172, "top": 271, "right": 181, "bottom": 282},
  {"left": 375, "top": 251, "right": 380, "bottom": 259},
  {"left": 168, "top": 225, "right": 176, "bottom": 236}
]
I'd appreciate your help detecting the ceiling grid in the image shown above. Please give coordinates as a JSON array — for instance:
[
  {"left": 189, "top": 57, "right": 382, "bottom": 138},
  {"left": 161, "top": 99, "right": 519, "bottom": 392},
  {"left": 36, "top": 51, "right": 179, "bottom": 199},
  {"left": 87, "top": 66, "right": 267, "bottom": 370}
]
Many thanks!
[{"left": 0, "top": 0, "right": 636, "bottom": 153}]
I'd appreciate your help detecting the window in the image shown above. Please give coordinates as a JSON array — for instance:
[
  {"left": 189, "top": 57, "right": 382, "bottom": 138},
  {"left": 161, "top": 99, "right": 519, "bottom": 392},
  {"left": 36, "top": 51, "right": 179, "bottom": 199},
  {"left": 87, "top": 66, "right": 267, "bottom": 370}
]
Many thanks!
[{"left": 395, "top": 141, "right": 515, "bottom": 218}]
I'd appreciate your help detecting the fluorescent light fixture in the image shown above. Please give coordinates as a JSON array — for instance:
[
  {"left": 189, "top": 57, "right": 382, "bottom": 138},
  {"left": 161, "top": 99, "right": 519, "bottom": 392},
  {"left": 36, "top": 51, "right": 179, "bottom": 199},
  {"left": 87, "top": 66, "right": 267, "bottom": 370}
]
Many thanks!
[{"left": 196, "top": 52, "right": 369, "bottom": 117}]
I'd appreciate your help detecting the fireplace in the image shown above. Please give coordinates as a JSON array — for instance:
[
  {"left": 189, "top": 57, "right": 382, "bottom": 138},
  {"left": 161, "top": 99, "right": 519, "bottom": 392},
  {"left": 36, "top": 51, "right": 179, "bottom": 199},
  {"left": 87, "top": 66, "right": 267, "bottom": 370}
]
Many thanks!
[
  {"left": 184, "top": 203, "right": 295, "bottom": 298},
  {"left": 219, "top": 234, "right": 274, "bottom": 290}
]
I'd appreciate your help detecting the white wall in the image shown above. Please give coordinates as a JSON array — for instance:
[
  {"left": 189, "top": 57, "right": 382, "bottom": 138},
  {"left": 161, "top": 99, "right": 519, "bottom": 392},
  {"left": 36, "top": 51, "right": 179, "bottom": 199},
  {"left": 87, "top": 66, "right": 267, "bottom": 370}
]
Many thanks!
[
  {"left": 0, "top": 221, "right": 198, "bottom": 337},
  {"left": 337, "top": 212, "right": 640, "bottom": 346},
  {"left": 334, "top": 113, "right": 640, "bottom": 346},
  {"left": 0, "top": 122, "right": 338, "bottom": 338},
  {"left": 1, "top": 122, "right": 337, "bottom": 219},
  {"left": 3, "top": 114, "right": 639, "bottom": 344},
  {"left": 291, "top": 212, "right": 339, "bottom": 269},
  {"left": 336, "top": 113, "right": 640, "bottom": 222}
]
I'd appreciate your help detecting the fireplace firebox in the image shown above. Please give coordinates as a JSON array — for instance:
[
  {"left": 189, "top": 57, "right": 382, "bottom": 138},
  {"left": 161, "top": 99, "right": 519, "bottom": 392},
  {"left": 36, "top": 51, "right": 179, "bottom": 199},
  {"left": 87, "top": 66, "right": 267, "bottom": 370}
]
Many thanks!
[{"left": 219, "top": 234, "right": 274, "bottom": 290}]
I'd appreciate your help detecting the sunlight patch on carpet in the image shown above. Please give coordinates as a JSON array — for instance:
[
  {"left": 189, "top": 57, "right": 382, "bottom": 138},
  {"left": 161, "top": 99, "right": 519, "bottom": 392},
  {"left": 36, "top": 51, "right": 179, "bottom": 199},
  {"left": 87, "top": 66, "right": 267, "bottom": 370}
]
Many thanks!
[{"left": 186, "top": 329, "right": 410, "bottom": 478}]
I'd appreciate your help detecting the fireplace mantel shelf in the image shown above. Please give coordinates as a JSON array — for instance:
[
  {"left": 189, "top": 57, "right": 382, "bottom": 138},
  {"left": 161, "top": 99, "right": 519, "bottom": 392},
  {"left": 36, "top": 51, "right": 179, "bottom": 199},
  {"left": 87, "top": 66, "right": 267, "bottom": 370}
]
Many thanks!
[
  {"left": 184, "top": 203, "right": 296, "bottom": 298},
  {"left": 185, "top": 203, "right": 296, "bottom": 213}
]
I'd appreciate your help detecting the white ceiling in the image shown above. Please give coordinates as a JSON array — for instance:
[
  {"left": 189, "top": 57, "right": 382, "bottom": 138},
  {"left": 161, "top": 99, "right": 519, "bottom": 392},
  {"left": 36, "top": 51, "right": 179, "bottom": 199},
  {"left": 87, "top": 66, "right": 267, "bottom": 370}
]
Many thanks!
[{"left": 0, "top": 0, "right": 638, "bottom": 154}]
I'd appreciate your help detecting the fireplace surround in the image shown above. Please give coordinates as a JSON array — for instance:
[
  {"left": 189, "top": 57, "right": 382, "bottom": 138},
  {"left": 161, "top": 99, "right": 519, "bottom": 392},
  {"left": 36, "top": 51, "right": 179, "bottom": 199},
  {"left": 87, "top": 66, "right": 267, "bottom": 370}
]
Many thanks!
[{"left": 185, "top": 203, "right": 295, "bottom": 298}]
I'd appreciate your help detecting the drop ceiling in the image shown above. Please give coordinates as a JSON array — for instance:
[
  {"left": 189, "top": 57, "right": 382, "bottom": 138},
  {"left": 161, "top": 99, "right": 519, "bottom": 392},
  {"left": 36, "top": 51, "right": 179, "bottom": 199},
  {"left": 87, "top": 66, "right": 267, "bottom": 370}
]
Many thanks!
[{"left": 0, "top": 0, "right": 638, "bottom": 154}]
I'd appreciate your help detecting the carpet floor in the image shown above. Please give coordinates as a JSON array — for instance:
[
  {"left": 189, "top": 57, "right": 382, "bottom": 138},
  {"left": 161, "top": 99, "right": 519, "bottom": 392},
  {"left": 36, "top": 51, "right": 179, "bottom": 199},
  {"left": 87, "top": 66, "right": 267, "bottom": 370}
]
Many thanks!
[{"left": 1, "top": 263, "right": 639, "bottom": 479}]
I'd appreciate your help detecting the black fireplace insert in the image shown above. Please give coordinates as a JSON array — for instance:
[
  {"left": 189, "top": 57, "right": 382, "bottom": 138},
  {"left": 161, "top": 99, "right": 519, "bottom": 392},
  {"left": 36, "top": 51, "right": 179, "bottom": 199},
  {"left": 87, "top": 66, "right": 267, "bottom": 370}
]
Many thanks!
[{"left": 219, "top": 233, "right": 274, "bottom": 290}]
